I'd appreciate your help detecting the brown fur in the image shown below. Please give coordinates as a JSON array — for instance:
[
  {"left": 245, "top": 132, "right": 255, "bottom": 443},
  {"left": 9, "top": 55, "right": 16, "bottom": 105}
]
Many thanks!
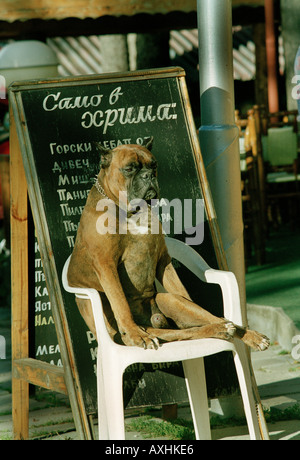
[{"left": 68, "top": 143, "right": 269, "bottom": 351}]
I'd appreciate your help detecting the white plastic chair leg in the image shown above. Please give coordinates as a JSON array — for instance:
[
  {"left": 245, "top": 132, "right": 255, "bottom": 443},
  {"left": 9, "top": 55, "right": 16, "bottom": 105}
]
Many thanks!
[
  {"left": 182, "top": 358, "right": 211, "bottom": 440},
  {"left": 99, "top": 360, "right": 126, "bottom": 440},
  {"left": 233, "top": 341, "right": 263, "bottom": 440},
  {"left": 96, "top": 363, "right": 109, "bottom": 440}
]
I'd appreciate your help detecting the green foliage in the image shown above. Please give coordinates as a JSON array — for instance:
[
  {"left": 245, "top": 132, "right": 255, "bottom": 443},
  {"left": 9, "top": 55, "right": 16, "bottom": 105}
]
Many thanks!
[
  {"left": 127, "top": 404, "right": 300, "bottom": 440},
  {"left": 264, "top": 404, "right": 300, "bottom": 423},
  {"left": 127, "top": 415, "right": 195, "bottom": 440}
]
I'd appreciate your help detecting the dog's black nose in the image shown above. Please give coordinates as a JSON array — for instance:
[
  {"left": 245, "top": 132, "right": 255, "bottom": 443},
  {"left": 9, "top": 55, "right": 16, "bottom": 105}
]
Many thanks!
[{"left": 141, "top": 170, "right": 152, "bottom": 181}]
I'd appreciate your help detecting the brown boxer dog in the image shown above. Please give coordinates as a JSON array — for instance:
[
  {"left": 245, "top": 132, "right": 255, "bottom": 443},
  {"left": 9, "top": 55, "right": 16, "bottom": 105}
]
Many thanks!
[{"left": 68, "top": 139, "right": 270, "bottom": 351}]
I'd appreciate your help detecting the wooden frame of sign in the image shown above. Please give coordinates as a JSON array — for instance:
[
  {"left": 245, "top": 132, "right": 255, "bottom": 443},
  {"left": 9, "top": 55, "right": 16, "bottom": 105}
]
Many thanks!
[{"left": 9, "top": 67, "right": 230, "bottom": 440}]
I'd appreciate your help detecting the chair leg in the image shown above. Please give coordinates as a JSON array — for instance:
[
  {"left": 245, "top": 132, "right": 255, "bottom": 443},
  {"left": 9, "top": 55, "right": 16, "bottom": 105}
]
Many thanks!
[
  {"left": 233, "top": 341, "right": 269, "bottom": 440},
  {"left": 182, "top": 358, "right": 211, "bottom": 440},
  {"left": 97, "top": 360, "right": 109, "bottom": 440},
  {"left": 106, "top": 364, "right": 126, "bottom": 440},
  {"left": 97, "top": 359, "right": 126, "bottom": 440}
]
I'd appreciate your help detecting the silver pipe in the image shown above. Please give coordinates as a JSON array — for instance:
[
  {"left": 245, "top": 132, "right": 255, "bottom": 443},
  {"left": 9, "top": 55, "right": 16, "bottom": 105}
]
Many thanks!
[{"left": 197, "top": 0, "right": 247, "bottom": 321}]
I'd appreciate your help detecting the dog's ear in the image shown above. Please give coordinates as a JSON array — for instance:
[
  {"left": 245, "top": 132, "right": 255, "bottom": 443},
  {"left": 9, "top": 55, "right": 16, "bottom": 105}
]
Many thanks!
[
  {"left": 94, "top": 142, "right": 112, "bottom": 168},
  {"left": 143, "top": 136, "right": 154, "bottom": 151}
]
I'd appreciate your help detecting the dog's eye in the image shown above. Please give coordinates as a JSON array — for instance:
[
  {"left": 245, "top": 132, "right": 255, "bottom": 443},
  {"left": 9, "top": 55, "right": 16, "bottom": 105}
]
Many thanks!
[
  {"left": 125, "top": 166, "right": 135, "bottom": 173},
  {"left": 120, "top": 163, "right": 139, "bottom": 176}
]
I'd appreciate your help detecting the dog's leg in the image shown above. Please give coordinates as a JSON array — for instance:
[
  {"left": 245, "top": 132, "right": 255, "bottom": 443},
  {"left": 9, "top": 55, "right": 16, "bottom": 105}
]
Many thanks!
[
  {"left": 155, "top": 293, "right": 223, "bottom": 328},
  {"left": 93, "top": 262, "right": 160, "bottom": 349},
  {"left": 154, "top": 292, "right": 237, "bottom": 342},
  {"left": 75, "top": 296, "right": 97, "bottom": 336},
  {"left": 157, "top": 258, "right": 269, "bottom": 351},
  {"left": 75, "top": 295, "right": 118, "bottom": 340},
  {"left": 155, "top": 293, "right": 269, "bottom": 351},
  {"left": 144, "top": 322, "right": 236, "bottom": 343}
]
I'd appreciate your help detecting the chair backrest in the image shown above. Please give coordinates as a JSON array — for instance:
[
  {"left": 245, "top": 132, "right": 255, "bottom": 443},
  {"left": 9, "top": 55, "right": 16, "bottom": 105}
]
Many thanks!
[
  {"left": 235, "top": 109, "right": 249, "bottom": 172},
  {"left": 263, "top": 126, "right": 298, "bottom": 166},
  {"left": 165, "top": 237, "right": 210, "bottom": 283},
  {"left": 260, "top": 109, "right": 298, "bottom": 167}
]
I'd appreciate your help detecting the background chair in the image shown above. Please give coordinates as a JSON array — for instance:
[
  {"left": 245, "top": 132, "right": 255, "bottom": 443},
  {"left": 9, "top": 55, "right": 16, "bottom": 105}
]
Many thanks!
[
  {"left": 235, "top": 109, "right": 265, "bottom": 266},
  {"left": 260, "top": 109, "right": 300, "bottom": 228},
  {"left": 62, "top": 237, "right": 269, "bottom": 440}
]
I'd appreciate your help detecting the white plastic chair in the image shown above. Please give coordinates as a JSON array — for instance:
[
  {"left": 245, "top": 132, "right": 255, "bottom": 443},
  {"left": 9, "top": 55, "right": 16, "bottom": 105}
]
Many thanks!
[{"left": 62, "top": 237, "right": 269, "bottom": 440}]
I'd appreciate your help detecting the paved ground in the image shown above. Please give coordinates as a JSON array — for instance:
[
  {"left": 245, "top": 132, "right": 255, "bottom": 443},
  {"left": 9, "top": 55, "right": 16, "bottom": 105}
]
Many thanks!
[
  {"left": 1, "top": 300, "right": 300, "bottom": 440},
  {"left": 246, "top": 226, "right": 300, "bottom": 331}
]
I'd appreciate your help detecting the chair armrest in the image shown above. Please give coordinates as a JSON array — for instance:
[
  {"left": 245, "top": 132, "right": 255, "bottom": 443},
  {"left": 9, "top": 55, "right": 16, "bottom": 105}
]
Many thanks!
[
  {"left": 165, "top": 238, "right": 243, "bottom": 326},
  {"left": 62, "top": 256, "right": 111, "bottom": 343},
  {"left": 204, "top": 269, "right": 243, "bottom": 325}
]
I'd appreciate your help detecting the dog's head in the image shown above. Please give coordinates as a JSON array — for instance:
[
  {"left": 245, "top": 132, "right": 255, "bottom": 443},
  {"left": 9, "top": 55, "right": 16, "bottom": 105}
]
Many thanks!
[{"left": 95, "top": 137, "right": 159, "bottom": 206}]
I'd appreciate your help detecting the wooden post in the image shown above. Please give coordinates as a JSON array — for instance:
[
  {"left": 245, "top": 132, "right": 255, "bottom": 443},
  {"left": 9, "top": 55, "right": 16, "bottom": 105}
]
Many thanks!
[
  {"left": 253, "top": 105, "right": 268, "bottom": 237},
  {"left": 253, "top": 23, "right": 268, "bottom": 109},
  {"left": 265, "top": 0, "right": 280, "bottom": 113},
  {"left": 10, "top": 107, "right": 30, "bottom": 440}
]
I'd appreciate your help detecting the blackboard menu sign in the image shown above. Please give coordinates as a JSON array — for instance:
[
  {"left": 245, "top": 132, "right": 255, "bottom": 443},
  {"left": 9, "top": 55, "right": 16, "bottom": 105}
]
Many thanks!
[
  {"left": 9, "top": 68, "right": 235, "bottom": 417},
  {"left": 34, "top": 236, "right": 63, "bottom": 368}
]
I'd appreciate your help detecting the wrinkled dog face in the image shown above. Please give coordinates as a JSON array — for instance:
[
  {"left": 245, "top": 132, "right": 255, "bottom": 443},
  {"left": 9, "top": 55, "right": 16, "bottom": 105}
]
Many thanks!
[
  {"left": 122, "top": 156, "right": 159, "bottom": 203},
  {"left": 96, "top": 137, "right": 160, "bottom": 204}
]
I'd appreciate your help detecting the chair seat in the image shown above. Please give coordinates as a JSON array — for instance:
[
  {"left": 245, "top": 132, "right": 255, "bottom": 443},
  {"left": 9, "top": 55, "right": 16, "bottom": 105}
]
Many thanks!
[
  {"left": 102, "top": 334, "right": 237, "bottom": 369},
  {"left": 267, "top": 171, "right": 299, "bottom": 183}
]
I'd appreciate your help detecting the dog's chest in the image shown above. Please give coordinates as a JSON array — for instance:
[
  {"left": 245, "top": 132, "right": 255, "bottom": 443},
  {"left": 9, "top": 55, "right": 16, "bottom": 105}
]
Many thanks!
[{"left": 119, "top": 234, "right": 162, "bottom": 294}]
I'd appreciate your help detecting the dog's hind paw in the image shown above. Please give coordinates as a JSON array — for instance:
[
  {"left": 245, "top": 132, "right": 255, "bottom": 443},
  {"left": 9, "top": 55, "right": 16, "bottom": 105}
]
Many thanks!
[
  {"left": 242, "top": 329, "right": 270, "bottom": 351},
  {"left": 258, "top": 336, "right": 270, "bottom": 351}
]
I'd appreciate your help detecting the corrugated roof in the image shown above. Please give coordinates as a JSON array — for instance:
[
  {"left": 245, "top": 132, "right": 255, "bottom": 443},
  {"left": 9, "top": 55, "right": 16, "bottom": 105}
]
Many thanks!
[
  {"left": 44, "top": 27, "right": 283, "bottom": 81},
  {"left": 170, "top": 27, "right": 285, "bottom": 81},
  {"left": 47, "top": 30, "right": 256, "bottom": 81},
  {"left": 170, "top": 27, "right": 256, "bottom": 81},
  {"left": 47, "top": 36, "right": 103, "bottom": 76}
]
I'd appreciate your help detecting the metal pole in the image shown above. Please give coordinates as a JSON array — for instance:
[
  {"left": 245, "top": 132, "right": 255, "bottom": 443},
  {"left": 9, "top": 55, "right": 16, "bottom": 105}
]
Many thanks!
[{"left": 197, "top": 0, "right": 247, "bottom": 321}]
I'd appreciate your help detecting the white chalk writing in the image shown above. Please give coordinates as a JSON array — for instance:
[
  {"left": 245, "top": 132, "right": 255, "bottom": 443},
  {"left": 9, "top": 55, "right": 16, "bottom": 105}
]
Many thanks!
[
  {"left": 81, "top": 103, "right": 177, "bottom": 133},
  {"left": 43, "top": 92, "right": 103, "bottom": 111},
  {"left": 42, "top": 86, "right": 178, "bottom": 133}
]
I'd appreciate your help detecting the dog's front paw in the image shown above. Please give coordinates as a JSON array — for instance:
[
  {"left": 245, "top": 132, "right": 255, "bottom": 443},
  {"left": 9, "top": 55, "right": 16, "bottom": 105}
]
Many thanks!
[
  {"left": 224, "top": 321, "right": 236, "bottom": 338},
  {"left": 208, "top": 321, "right": 236, "bottom": 340},
  {"left": 121, "top": 326, "right": 160, "bottom": 350}
]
